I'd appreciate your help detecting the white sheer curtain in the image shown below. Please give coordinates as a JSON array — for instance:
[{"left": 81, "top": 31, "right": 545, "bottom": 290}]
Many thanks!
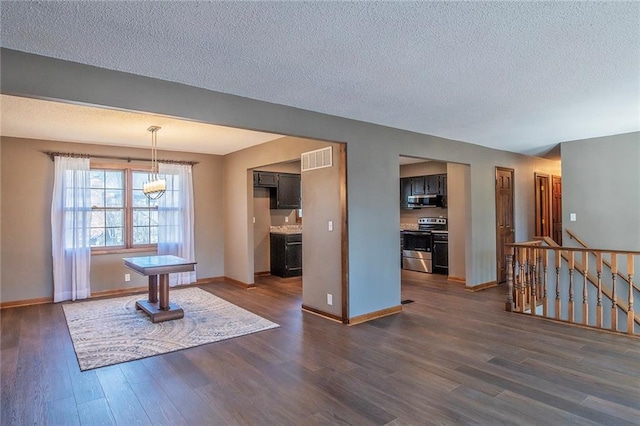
[
  {"left": 51, "top": 156, "right": 92, "bottom": 302},
  {"left": 158, "top": 163, "right": 196, "bottom": 286}
]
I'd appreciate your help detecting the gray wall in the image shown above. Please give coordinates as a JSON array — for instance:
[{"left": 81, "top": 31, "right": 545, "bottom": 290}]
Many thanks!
[
  {"left": 1, "top": 49, "right": 562, "bottom": 319},
  {"left": 301, "top": 145, "right": 342, "bottom": 316},
  {"left": 0, "top": 136, "right": 224, "bottom": 302},
  {"left": 447, "top": 163, "right": 471, "bottom": 282},
  {"left": 561, "top": 132, "right": 640, "bottom": 251}
]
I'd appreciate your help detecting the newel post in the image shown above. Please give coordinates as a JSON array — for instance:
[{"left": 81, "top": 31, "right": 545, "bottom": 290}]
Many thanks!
[{"left": 506, "top": 249, "right": 514, "bottom": 312}]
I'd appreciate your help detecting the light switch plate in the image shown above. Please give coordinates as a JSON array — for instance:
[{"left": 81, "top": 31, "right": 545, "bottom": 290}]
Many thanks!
[{"left": 570, "top": 213, "right": 576, "bottom": 222}]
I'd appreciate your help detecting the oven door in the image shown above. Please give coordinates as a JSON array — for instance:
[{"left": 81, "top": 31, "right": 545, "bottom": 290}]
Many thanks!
[
  {"left": 402, "top": 231, "right": 432, "bottom": 252},
  {"left": 401, "top": 232, "right": 433, "bottom": 273}
]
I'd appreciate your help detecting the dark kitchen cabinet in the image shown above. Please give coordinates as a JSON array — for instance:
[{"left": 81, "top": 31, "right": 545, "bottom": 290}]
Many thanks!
[
  {"left": 254, "top": 171, "right": 301, "bottom": 209},
  {"left": 438, "top": 174, "right": 447, "bottom": 197},
  {"left": 410, "top": 176, "right": 426, "bottom": 195},
  {"left": 425, "top": 175, "right": 440, "bottom": 195},
  {"left": 270, "top": 233, "right": 302, "bottom": 277},
  {"left": 253, "top": 171, "right": 278, "bottom": 187},
  {"left": 400, "top": 173, "right": 448, "bottom": 209},
  {"left": 400, "top": 177, "right": 412, "bottom": 209},
  {"left": 272, "top": 173, "right": 301, "bottom": 209}
]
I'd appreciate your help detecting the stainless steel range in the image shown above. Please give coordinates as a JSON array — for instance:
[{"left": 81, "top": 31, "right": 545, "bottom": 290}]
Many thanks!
[{"left": 401, "top": 217, "right": 448, "bottom": 274}]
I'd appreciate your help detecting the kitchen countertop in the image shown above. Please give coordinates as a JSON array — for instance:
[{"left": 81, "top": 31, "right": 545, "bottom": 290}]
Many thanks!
[
  {"left": 270, "top": 225, "right": 302, "bottom": 235},
  {"left": 400, "top": 223, "right": 419, "bottom": 231}
]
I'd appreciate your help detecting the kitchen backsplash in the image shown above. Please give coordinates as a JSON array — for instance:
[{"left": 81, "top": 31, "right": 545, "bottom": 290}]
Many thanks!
[
  {"left": 270, "top": 209, "right": 297, "bottom": 226},
  {"left": 400, "top": 206, "right": 447, "bottom": 224}
]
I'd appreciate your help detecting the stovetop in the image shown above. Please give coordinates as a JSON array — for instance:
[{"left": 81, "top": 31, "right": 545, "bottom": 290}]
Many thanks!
[{"left": 418, "top": 217, "right": 447, "bottom": 232}]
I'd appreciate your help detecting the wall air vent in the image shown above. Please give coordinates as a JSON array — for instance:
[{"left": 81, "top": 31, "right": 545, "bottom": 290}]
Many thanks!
[{"left": 301, "top": 147, "right": 332, "bottom": 172}]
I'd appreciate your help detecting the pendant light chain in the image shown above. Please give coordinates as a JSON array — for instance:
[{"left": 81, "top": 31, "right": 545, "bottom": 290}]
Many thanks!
[{"left": 144, "top": 126, "right": 166, "bottom": 200}]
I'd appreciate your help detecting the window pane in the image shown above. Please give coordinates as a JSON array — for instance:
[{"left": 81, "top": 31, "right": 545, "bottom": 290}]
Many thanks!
[
  {"left": 105, "top": 228, "right": 124, "bottom": 246},
  {"left": 106, "top": 210, "right": 124, "bottom": 227},
  {"left": 105, "top": 189, "right": 124, "bottom": 207},
  {"left": 91, "top": 210, "right": 105, "bottom": 228},
  {"left": 132, "top": 189, "right": 149, "bottom": 207},
  {"left": 133, "top": 209, "right": 150, "bottom": 226},
  {"left": 90, "top": 229, "right": 105, "bottom": 247},
  {"left": 105, "top": 171, "right": 123, "bottom": 189},
  {"left": 91, "top": 189, "right": 104, "bottom": 207},
  {"left": 150, "top": 210, "right": 158, "bottom": 225},
  {"left": 90, "top": 170, "right": 105, "bottom": 188},
  {"left": 132, "top": 171, "right": 150, "bottom": 190},
  {"left": 133, "top": 226, "right": 150, "bottom": 245}
]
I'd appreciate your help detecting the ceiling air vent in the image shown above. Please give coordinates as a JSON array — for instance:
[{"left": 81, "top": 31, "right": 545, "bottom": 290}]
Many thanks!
[{"left": 301, "top": 147, "right": 332, "bottom": 172}]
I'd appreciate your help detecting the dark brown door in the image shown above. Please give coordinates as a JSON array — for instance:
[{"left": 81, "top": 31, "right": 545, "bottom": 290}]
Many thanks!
[
  {"left": 496, "top": 167, "right": 515, "bottom": 283},
  {"left": 535, "top": 173, "right": 550, "bottom": 238},
  {"left": 552, "top": 175, "right": 562, "bottom": 245}
]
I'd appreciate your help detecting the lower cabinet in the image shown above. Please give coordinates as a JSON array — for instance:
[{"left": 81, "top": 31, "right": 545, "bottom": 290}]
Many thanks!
[{"left": 270, "top": 233, "right": 302, "bottom": 277}]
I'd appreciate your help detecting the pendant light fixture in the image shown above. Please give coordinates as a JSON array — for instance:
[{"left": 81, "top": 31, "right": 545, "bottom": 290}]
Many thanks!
[{"left": 143, "top": 126, "right": 166, "bottom": 200}]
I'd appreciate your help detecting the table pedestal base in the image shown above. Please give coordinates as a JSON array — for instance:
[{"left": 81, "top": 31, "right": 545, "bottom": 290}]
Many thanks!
[{"left": 136, "top": 300, "right": 184, "bottom": 323}]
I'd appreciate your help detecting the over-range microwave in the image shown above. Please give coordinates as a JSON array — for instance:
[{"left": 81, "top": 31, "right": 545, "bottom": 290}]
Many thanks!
[{"left": 407, "top": 194, "right": 444, "bottom": 208}]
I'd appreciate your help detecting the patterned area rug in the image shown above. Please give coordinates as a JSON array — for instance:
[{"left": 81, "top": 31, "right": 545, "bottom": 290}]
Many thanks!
[{"left": 62, "top": 287, "right": 279, "bottom": 371}]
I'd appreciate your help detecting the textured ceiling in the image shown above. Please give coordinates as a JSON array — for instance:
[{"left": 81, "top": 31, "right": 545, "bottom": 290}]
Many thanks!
[{"left": 1, "top": 1, "right": 639, "bottom": 157}]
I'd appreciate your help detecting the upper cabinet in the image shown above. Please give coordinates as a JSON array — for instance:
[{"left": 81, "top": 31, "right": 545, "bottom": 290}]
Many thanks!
[
  {"left": 274, "top": 173, "right": 301, "bottom": 209},
  {"left": 400, "top": 173, "right": 447, "bottom": 208},
  {"left": 254, "top": 171, "right": 278, "bottom": 187},
  {"left": 425, "top": 175, "right": 441, "bottom": 195},
  {"left": 253, "top": 171, "right": 301, "bottom": 209},
  {"left": 410, "top": 176, "right": 426, "bottom": 195}
]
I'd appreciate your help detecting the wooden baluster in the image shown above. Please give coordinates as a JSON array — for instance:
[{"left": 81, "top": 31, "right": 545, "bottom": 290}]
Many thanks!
[
  {"left": 519, "top": 248, "right": 526, "bottom": 313},
  {"left": 611, "top": 254, "right": 618, "bottom": 332},
  {"left": 531, "top": 248, "right": 537, "bottom": 317},
  {"left": 542, "top": 249, "right": 549, "bottom": 318},
  {"left": 555, "top": 249, "right": 561, "bottom": 320},
  {"left": 596, "top": 252, "right": 603, "bottom": 328},
  {"left": 506, "top": 251, "right": 514, "bottom": 312},
  {"left": 568, "top": 251, "right": 575, "bottom": 323},
  {"left": 627, "top": 254, "right": 635, "bottom": 335},
  {"left": 582, "top": 251, "right": 589, "bottom": 325}
]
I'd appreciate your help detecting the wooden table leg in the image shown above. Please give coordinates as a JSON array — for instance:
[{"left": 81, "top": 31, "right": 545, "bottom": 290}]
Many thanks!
[
  {"left": 159, "top": 274, "right": 169, "bottom": 310},
  {"left": 148, "top": 275, "right": 158, "bottom": 303}
]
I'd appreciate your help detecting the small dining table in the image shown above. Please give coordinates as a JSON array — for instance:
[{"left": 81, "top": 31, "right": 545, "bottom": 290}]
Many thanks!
[{"left": 123, "top": 255, "right": 196, "bottom": 323}]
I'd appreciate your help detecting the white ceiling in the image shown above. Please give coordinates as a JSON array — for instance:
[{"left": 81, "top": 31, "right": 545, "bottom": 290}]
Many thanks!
[
  {"left": 1, "top": 1, "right": 639, "bottom": 157},
  {"left": 0, "top": 95, "right": 282, "bottom": 155}
]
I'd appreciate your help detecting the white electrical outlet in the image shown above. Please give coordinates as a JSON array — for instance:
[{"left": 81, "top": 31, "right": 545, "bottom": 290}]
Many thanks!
[
  {"left": 253, "top": 217, "right": 256, "bottom": 224},
  {"left": 327, "top": 294, "right": 333, "bottom": 305},
  {"left": 125, "top": 273, "right": 131, "bottom": 282},
  {"left": 570, "top": 213, "right": 577, "bottom": 222},
  {"left": 285, "top": 216, "right": 289, "bottom": 223},
  {"left": 328, "top": 220, "right": 333, "bottom": 231}
]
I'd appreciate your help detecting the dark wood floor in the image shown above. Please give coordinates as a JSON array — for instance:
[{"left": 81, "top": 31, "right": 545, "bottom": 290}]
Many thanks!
[{"left": 2, "top": 271, "right": 639, "bottom": 425}]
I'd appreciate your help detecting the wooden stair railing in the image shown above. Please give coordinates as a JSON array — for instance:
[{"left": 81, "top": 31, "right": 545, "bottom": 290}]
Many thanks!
[
  {"left": 506, "top": 241, "right": 639, "bottom": 336},
  {"left": 539, "top": 237, "right": 640, "bottom": 329},
  {"left": 566, "top": 228, "right": 640, "bottom": 295}
]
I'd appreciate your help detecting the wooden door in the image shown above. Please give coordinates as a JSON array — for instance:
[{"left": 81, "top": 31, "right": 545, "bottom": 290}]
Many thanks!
[
  {"left": 534, "top": 173, "right": 550, "bottom": 237},
  {"left": 552, "top": 175, "right": 562, "bottom": 245},
  {"left": 496, "top": 167, "right": 515, "bottom": 283}
]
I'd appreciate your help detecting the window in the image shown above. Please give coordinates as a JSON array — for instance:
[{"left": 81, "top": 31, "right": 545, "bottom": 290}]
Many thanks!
[{"left": 90, "top": 165, "right": 163, "bottom": 252}]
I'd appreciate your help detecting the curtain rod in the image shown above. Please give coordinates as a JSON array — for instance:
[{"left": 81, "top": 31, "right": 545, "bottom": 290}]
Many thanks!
[{"left": 43, "top": 151, "right": 199, "bottom": 166}]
